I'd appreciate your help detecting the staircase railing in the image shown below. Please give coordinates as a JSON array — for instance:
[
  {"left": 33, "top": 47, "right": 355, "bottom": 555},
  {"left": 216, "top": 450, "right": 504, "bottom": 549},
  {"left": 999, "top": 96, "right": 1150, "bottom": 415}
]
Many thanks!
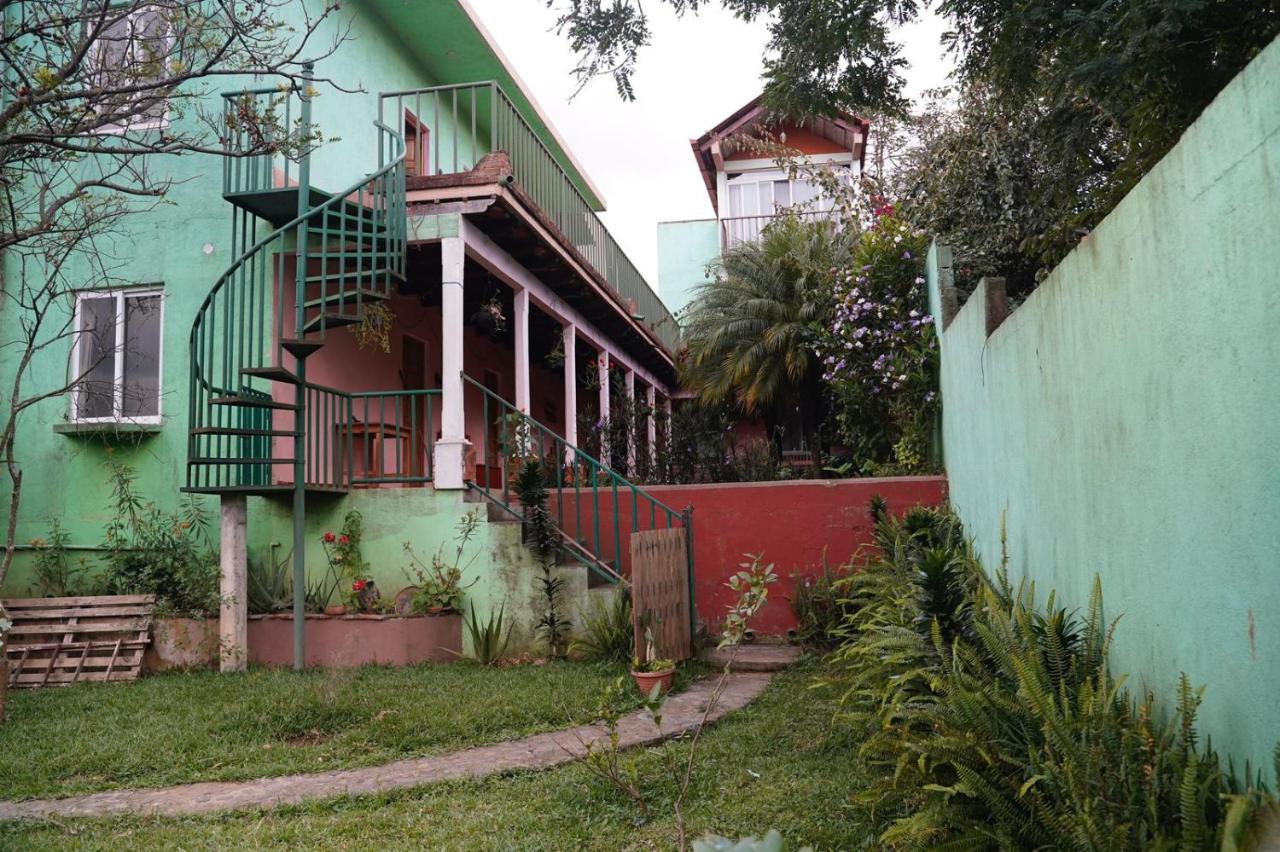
[
  {"left": 462, "top": 373, "right": 690, "bottom": 585},
  {"left": 187, "top": 85, "right": 406, "bottom": 493}
]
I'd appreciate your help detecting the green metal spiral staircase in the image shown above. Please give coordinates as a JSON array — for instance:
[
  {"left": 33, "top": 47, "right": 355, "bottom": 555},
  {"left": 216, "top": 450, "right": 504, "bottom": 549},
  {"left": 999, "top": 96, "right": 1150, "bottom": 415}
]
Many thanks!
[{"left": 185, "top": 78, "right": 406, "bottom": 497}]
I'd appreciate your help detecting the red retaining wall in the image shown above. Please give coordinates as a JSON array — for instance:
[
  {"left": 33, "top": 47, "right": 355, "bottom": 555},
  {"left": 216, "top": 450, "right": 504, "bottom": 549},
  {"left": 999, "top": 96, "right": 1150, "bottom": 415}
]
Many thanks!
[{"left": 557, "top": 476, "right": 948, "bottom": 635}]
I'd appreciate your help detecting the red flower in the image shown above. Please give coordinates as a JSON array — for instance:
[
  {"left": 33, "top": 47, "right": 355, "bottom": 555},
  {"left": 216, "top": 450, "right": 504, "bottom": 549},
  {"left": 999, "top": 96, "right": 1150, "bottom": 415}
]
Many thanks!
[
  {"left": 352, "top": 579, "right": 367, "bottom": 591},
  {"left": 322, "top": 532, "right": 336, "bottom": 543},
  {"left": 338, "top": 534, "right": 350, "bottom": 545}
]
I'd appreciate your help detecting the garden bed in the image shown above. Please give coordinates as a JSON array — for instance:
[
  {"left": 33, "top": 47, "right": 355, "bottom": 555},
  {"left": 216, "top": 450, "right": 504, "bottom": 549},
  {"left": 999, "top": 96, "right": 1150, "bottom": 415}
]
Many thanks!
[{"left": 144, "top": 613, "right": 462, "bottom": 672}]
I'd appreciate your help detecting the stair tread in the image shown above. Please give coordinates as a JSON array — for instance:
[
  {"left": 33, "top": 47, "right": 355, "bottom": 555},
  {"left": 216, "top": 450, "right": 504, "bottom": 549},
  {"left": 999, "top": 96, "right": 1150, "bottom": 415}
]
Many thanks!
[
  {"left": 191, "top": 427, "right": 300, "bottom": 437},
  {"left": 280, "top": 338, "right": 324, "bottom": 358},
  {"left": 301, "top": 312, "right": 362, "bottom": 333},
  {"left": 301, "top": 289, "right": 390, "bottom": 310},
  {"left": 241, "top": 366, "right": 300, "bottom": 384},
  {"left": 211, "top": 395, "right": 297, "bottom": 410},
  {"left": 188, "top": 456, "right": 294, "bottom": 464}
]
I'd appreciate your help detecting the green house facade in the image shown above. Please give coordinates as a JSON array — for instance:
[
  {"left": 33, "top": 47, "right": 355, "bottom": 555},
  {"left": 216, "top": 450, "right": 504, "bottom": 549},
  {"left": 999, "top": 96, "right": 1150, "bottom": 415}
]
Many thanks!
[{"left": 1, "top": 0, "right": 687, "bottom": 661}]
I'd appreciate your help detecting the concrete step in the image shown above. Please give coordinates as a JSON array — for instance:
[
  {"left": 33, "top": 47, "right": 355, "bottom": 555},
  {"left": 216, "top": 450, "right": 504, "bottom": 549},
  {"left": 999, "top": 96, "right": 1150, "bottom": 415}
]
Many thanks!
[{"left": 698, "top": 643, "right": 802, "bottom": 673}]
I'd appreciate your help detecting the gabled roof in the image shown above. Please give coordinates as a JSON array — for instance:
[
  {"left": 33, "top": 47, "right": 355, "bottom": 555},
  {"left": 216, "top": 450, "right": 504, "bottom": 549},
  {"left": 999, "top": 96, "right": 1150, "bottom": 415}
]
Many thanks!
[{"left": 690, "top": 94, "right": 870, "bottom": 215}]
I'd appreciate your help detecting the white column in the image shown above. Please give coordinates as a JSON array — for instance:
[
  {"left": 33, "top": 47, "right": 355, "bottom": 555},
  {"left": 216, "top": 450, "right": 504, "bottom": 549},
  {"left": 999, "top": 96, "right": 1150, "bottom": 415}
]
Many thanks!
[
  {"left": 563, "top": 325, "right": 577, "bottom": 449},
  {"left": 597, "top": 350, "right": 611, "bottom": 465},
  {"left": 434, "top": 236, "right": 469, "bottom": 489},
  {"left": 219, "top": 495, "right": 248, "bottom": 673},
  {"left": 646, "top": 385, "right": 658, "bottom": 468},
  {"left": 513, "top": 287, "right": 530, "bottom": 414},
  {"left": 624, "top": 370, "right": 636, "bottom": 472}
]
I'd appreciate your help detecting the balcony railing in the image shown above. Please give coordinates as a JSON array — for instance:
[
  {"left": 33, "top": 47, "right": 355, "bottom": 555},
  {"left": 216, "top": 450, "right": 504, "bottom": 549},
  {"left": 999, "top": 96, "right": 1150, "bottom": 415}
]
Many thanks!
[
  {"left": 379, "top": 82, "right": 681, "bottom": 355},
  {"left": 720, "top": 208, "right": 847, "bottom": 251}
]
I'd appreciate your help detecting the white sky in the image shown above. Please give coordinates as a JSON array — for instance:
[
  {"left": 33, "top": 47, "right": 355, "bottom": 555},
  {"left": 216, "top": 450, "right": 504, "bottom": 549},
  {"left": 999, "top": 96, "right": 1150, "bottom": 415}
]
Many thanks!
[{"left": 467, "top": 1, "right": 955, "bottom": 287}]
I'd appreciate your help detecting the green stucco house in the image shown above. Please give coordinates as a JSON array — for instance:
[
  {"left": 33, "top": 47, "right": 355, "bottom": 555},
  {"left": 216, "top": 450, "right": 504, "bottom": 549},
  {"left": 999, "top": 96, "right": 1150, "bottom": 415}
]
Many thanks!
[{"left": 1, "top": 0, "right": 687, "bottom": 666}]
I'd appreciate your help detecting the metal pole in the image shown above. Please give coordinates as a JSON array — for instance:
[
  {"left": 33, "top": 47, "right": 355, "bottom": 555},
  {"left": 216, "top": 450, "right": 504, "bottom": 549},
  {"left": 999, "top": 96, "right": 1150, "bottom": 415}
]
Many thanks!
[{"left": 292, "top": 63, "right": 315, "bottom": 671}]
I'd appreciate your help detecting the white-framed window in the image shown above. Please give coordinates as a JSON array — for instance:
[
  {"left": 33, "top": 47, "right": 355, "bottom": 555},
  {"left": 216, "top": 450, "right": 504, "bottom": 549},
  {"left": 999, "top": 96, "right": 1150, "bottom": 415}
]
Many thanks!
[
  {"left": 70, "top": 287, "right": 165, "bottom": 423},
  {"left": 725, "top": 170, "right": 843, "bottom": 219},
  {"left": 88, "top": 6, "right": 175, "bottom": 134}
]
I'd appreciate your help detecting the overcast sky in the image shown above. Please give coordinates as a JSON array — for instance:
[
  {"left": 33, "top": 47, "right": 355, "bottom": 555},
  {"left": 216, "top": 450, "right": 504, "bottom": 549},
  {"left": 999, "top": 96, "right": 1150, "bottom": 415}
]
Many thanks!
[{"left": 466, "top": 1, "right": 955, "bottom": 288}]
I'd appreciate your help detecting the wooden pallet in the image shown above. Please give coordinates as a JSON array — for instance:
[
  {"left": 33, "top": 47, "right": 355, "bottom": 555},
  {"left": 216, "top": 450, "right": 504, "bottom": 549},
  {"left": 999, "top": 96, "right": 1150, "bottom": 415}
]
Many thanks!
[{"left": 3, "top": 595, "right": 155, "bottom": 688}]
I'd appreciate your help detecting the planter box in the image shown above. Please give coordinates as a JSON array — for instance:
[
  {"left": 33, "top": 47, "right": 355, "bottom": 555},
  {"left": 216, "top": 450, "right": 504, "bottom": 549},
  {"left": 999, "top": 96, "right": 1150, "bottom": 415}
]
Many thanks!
[
  {"left": 145, "top": 617, "right": 220, "bottom": 671},
  {"left": 142, "top": 614, "right": 462, "bottom": 672},
  {"left": 249, "top": 612, "right": 461, "bottom": 668}
]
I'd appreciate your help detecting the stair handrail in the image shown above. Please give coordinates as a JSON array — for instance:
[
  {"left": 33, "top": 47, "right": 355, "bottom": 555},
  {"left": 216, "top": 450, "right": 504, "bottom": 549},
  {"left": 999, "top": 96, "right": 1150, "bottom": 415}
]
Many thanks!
[
  {"left": 189, "top": 119, "right": 406, "bottom": 397},
  {"left": 462, "top": 372, "right": 688, "bottom": 584}
]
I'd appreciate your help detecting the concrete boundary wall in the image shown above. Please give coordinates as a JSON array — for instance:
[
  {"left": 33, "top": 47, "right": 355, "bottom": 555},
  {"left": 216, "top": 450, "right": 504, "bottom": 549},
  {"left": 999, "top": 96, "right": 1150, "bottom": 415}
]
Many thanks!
[{"left": 927, "top": 36, "right": 1280, "bottom": 776}]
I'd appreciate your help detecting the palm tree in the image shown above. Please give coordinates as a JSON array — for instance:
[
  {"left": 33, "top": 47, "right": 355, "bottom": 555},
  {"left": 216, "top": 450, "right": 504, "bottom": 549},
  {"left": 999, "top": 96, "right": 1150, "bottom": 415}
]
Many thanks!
[{"left": 680, "top": 214, "right": 854, "bottom": 448}]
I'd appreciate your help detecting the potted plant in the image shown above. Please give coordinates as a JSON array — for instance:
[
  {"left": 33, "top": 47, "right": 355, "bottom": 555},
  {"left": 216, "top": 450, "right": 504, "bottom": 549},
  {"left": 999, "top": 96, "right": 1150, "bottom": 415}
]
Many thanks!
[
  {"left": 470, "top": 293, "right": 506, "bottom": 337},
  {"left": 630, "top": 625, "right": 675, "bottom": 695}
]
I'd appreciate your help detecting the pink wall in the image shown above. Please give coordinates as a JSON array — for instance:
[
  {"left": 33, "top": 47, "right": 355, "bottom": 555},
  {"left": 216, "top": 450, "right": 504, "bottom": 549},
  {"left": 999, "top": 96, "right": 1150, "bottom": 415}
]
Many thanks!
[
  {"left": 271, "top": 269, "right": 569, "bottom": 483},
  {"left": 557, "top": 476, "right": 948, "bottom": 635}
]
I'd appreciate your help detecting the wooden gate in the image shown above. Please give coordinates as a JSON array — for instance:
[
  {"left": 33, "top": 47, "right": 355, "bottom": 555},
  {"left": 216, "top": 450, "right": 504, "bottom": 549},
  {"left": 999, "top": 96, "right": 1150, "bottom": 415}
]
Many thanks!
[{"left": 630, "top": 527, "right": 692, "bottom": 663}]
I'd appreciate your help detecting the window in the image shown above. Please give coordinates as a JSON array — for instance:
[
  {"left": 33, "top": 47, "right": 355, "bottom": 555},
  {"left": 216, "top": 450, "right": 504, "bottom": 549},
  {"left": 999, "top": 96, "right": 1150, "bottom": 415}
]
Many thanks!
[
  {"left": 89, "top": 7, "right": 174, "bottom": 133},
  {"left": 71, "top": 288, "right": 164, "bottom": 423}
]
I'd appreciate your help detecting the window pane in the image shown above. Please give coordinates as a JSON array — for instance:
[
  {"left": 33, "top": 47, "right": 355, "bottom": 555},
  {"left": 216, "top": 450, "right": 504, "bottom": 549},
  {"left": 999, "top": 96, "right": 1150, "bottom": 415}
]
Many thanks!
[
  {"left": 122, "top": 294, "right": 162, "bottom": 417},
  {"left": 773, "top": 180, "right": 791, "bottom": 208},
  {"left": 793, "top": 179, "right": 820, "bottom": 206},
  {"left": 757, "top": 181, "right": 773, "bottom": 212},
  {"left": 77, "top": 297, "right": 117, "bottom": 418}
]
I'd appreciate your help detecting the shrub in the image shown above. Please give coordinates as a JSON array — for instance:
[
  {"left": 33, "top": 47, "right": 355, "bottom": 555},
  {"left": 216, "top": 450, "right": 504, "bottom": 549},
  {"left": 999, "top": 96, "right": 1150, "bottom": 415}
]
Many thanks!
[
  {"left": 788, "top": 555, "right": 856, "bottom": 651},
  {"left": 100, "top": 459, "right": 218, "bottom": 616},
  {"left": 573, "top": 589, "right": 633, "bottom": 664},
  {"left": 826, "top": 500, "right": 1277, "bottom": 849},
  {"left": 29, "top": 518, "right": 88, "bottom": 597}
]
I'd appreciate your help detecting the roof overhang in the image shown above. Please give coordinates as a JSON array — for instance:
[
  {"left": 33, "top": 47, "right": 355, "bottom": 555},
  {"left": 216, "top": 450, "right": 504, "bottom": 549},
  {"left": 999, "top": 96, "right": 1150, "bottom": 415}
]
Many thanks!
[
  {"left": 690, "top": 94, "right": 870, "bottom": 215},
  {"left": 359, "top": 0, "right": 607, "bottom": 211}
]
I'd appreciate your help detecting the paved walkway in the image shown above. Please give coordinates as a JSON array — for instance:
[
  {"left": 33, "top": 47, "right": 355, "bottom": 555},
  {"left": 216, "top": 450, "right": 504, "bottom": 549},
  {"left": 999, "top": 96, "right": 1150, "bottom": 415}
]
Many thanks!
[{"left": 0, "top": 673, "right": 773, "bottom": 821}]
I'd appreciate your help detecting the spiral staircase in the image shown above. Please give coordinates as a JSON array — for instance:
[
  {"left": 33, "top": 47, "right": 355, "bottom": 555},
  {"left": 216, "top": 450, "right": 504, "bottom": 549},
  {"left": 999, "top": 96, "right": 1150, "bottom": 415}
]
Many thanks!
[{"left": 185, "top": 80, "right": 406, "bottom": 497}]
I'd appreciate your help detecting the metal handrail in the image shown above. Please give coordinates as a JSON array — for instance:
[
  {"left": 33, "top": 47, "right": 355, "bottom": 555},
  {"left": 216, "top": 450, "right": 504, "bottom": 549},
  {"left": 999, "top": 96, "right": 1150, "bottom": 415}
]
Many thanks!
[
  {"left": 461, "top": 372, "right": 688, "bottom": 584},
  {"left": 379, "top": 81, "right": 682, "bottom": 355}
]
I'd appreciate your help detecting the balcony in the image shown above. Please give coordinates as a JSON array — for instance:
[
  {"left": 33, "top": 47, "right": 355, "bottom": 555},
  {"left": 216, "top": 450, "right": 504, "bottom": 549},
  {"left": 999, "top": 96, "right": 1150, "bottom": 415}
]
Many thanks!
[
  {"left": 719, "top": 208, "right": 847, "bottom": 251},
  {"left": 379, "top": 82, "right": 680, "bottom": 358}
]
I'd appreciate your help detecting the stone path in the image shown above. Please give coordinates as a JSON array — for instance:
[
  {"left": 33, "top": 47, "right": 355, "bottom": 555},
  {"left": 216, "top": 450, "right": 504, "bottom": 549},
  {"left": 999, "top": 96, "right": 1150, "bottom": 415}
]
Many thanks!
[{"left": 0, "top": 673, "right": 772, "bottom": 821}]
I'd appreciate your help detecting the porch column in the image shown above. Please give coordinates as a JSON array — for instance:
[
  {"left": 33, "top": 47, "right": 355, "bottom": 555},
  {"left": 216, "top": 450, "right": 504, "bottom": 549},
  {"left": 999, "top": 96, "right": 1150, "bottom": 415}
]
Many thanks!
[
  {"left": 434, "top": 236, "right": 469, "bottom": 489},
  {"left": 513, "top": 287, "right": 530, "bottom": 414},
  {"left": 563, "top": 325, "right": 578, "bottom": 448},
  {"left": 597, "top": 350, "right": 611, "bottom": 465},
  {"left": 646, "top": 384, "right": 658, "bottom": 468},
  {"left": 624, "top": 369, "right": 636, "bottom": 472},
  {"left": 218, "top": 495, "right": 248, "bottom": 673}
]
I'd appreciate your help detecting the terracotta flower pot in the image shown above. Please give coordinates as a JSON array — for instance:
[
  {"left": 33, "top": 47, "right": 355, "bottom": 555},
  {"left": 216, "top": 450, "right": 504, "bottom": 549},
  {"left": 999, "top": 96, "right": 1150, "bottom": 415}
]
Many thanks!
[
  {"left": 630, "top": 668, "right": 674, "bottom": 696},
  {"left": 324, "top": 605, "right": 347, "bottom": 617}
]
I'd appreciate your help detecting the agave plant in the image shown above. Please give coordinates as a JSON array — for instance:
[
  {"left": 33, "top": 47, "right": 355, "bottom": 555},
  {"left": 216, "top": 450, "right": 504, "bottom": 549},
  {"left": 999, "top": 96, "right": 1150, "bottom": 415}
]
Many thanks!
[{"left": 463, "top": 602, "right": 512, "bottom": 666}]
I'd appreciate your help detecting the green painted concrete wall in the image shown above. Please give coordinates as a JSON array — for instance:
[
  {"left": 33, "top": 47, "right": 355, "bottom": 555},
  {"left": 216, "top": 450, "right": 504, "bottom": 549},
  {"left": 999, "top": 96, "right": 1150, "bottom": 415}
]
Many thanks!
[
  {"left": 246, "top": 489, "right": 606, "bottom": 655},
  {"left": 656, "top": 219, "right": 719, "bottom": 316},
  {"left": 0, "top": 2, "right": 516, "bottom": 592},
  {"left": 926, "top": 36, "right": 1280, "bottom": 778}
]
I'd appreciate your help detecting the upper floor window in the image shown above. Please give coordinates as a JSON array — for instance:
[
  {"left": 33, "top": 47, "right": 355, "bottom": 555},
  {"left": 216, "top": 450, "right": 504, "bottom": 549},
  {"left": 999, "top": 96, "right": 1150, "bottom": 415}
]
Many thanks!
[
  {"left": 71, "top": 288, "right": 164, "bottom": 423},
  {"left": 89, "top": 7, "right": 174, "bottom": 133}
]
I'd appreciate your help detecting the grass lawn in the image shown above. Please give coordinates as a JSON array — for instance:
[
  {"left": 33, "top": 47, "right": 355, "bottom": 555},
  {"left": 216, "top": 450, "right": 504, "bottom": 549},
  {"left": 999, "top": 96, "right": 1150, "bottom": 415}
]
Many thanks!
[
  {"left": 0, "top": 664, "right": 877, "bottom": 850},
  {"left": 0, "top": 660, "right": 674, "bottom": 801}
]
